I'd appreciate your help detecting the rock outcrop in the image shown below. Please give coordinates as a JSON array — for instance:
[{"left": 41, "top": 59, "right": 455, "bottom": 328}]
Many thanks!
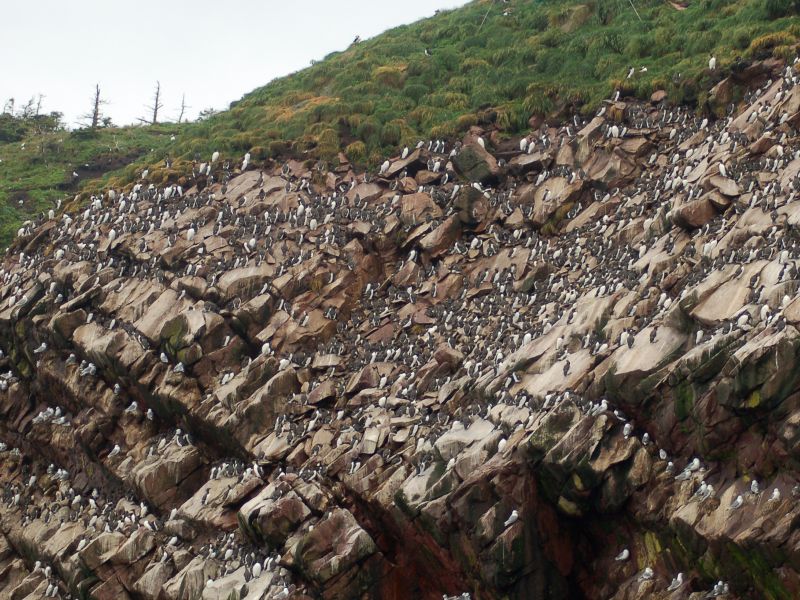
[{"left": 0, "top": 61, "right": 800, "bottom": 600}]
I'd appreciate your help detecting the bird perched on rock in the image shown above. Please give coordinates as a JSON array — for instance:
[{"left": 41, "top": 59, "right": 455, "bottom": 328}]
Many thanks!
[
  {"left": 667, "top": 572, "right": 684, "bottom": 591},
  {"left": 623, "top": 422, "right": 633, "bottom": 438},
  {"left": 503, "top": 509, "right": 519, "bottom": 527}
]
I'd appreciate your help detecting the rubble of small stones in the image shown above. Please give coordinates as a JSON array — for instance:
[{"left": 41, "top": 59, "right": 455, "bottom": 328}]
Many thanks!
[{"left": 0, "top": 59, "right": 800, "bottom": 599}]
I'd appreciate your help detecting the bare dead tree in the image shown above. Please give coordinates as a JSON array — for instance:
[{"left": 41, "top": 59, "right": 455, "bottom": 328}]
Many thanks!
[
  {"left": 176, "top": 93, "right": 190, "bottom": 123},
  {"left": 79, "top": 85, "right": 107, "bottom": 129},
  {"left": 19, "top": 97, "right": 36, "bottom": 118},
  {"left": 139, "top": 81, "right": 164, "bottom": 125},
  {"left": 34, "top": 94, "right": 44, "bottom": 117}
]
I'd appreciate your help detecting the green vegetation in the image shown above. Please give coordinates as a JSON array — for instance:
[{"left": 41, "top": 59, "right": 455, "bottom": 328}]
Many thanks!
[
  {"left": 0, "top": 113, "right": 179, "bottom": 244},
  {"left": 3, "top": 0, "right": 800, "bottom": 246}
]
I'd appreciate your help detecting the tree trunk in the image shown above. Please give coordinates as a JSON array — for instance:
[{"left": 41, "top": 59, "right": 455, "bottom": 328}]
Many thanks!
[{"left": 91, "top": 85, "right": 101, "bottom": 129}]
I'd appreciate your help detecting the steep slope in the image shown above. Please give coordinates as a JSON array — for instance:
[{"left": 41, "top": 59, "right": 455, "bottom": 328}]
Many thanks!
[
  {"left": 4, "top": 0, "right": 800, "bottom": 248},
  {"left": 0, "top": 56, "right": 798, "bottom": 599},
  {"left": 0, "top": 124, "right": 178, "bottom": 245}
]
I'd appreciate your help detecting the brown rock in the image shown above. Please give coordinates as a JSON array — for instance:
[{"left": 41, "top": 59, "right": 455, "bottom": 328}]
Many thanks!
[
  {"left": 129, "top": 444, "right": 205, "bottom": 509},
  {"left": 672, "top": 198, "right": 717, "bottom": 229},
  {"left": 508, "top": 150, "right": 552, "bottom": 175},
  {"left": 347, "top": 182, "right": 383, "bottom": 203},
  {"left": 709, "top": 175, "right": 740, "bottom": 196},
  {"left": 749, "top": 134, "right": 776, "bottom": 155},
  {"left": 433, "top": 344, "right": 464, "bottom": 370},
  {"left": 415, "top": 170, "right": 441, "bottom": 185},
  {"left": 400, "top": 193, "right": 442, "bottom": 225},
  {"left": 650, "top": 90, "right": 668, "bottom": 103},
  {"left": 531, "top": 177, "right": 584, "bottom": 227},
  {"left": 385, "top": 149, "right": 422, "bottom": 179},
  {"left": 239, "top": 487, "right": 311, "bottom": 546},
  {"left": 454, "top": 186, "right": 489, "bottom": 225},
  {"left": 419, "top": 215, "right": 461, "bottom": 257},
  {"left": 707, "top": 190, "right": 732, "bottom": 211},
  {"left": 294, "top": 508, "right": 377, "bottom": 585}
]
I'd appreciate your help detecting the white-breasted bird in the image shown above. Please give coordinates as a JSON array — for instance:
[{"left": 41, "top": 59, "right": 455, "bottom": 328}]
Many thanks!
[
  {"left": 504, "top": 509, "right": 519, "bottom": 527},
  {"left": 667, "top": 572, "right": 684, "bottom": 591}
]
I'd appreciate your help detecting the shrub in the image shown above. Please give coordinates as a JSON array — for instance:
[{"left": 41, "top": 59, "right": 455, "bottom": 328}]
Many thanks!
[
  {"left": 460, "top": 57, "right": 491, "bottom": 73},
  {"left": 428, "top": 92, "right": 469, "bottom": 110},
  {"left": 455, "top": 113, "right": 479, "bottom": 130},
  {"left": 523, "top": 90, "right": 555, "bottom": 117},
  {"left": 597, "top": 2, "right": 616, "bottom": 26},
  {"left": 430, "top": 121, "right": 458, "bottom": 139},
  {"left": 600, "top": 32, "right": 625, "bottom": 54},
  {"left": 732, "top": 26, "right": 756, "bottom": 50},
  {"left": 345, "top": 141, "right": 367, "bottom": 163},
  {"left": 269, "top": 140, "right": 290, "bottom": 157},
  {"left": 403, "top": 83, "right": 429, "bottom": 103},
  {"left": 748, "top": 31, "right": 797, "bottom": 57},
  {"left": 625, "top": 35, "right": 650, "bottom": 59},
  {"left": 773, "top": 44, "right": 797, "bottom": 60},
  {"left": 249, "top": 146, "right": 268, "bottom": 160},
  {"left": 355, "top": 117, "right": 381, "bottom": 145},
  {"left": 539, "top": 28, "right": 566, "bottom": 48},
  {"left": 766, "top": 0, "right": 800, "bottom": 19},
  {"left": 380, "top": 120, "right": 406, "bottom": 146},
  {"left": 372, "top": 65, "right": 407, "bottom": 88}
]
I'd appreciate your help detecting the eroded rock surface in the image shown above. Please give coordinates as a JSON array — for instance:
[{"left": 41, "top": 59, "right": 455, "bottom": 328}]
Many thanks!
[{"left": 0, "top": 62, "right": 800, "bottom": 600}]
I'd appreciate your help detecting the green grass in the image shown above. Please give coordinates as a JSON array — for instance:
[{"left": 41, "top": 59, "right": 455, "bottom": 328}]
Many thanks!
[
  {"left": 2, "top": 0, "right": 800, "bottom": 246},
  {"left": 0, "top": 124, "right": 179, "bottom": 244}
]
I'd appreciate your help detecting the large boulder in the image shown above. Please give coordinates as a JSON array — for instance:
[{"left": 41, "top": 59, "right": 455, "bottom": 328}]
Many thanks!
[
  {"left": 293, "top": 508, "right": 377, "bottom": 585},
  {"left": 452, "top": 143, "right": 500, "bottom": 184}
]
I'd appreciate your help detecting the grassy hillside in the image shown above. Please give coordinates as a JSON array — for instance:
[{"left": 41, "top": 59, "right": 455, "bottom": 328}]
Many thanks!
[
  {"left": 3, "top": 0, "right": 800, "bottom": 244},
  {"left": 170, "top": 0, "right": 800, "bottom": 163},
  {"left": 0, "top": 125, "right": 178, "bottom": 244}
]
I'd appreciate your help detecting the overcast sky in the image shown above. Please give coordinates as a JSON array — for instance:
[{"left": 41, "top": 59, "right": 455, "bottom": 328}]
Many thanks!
[{"left": 1, "top": 0, "right": 468, "bottom": 128}]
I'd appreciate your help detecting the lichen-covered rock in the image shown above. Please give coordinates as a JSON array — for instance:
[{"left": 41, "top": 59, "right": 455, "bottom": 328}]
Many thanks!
[{"left": 452, "top": 142, "right": 499, "bottom": 183}]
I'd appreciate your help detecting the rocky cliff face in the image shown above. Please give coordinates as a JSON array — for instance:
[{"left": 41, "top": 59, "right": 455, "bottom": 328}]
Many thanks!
[{"left": 0, "top": 61, "right": 799, "bottom": 600}]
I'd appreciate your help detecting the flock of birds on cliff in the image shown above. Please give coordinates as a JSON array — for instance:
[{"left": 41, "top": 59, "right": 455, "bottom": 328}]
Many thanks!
[{"left": 2, "top": 57, "right": 800, "bottom": 598}]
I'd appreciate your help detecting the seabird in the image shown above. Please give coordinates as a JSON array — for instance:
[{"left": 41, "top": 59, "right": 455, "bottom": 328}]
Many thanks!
[
  {"left": 667, "top": 572, "right": 684, "bottom": 591},
  {"left": 503, "top": 509, "right": 519, "bottom": 528},
  {"left": 623, "top": 422, "right": 633, "bottom": 438}
]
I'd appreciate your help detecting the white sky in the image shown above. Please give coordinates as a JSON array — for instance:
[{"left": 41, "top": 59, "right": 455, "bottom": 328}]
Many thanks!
[{"left": 1, "top": 0, "right": 468, "bottom": 128}]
